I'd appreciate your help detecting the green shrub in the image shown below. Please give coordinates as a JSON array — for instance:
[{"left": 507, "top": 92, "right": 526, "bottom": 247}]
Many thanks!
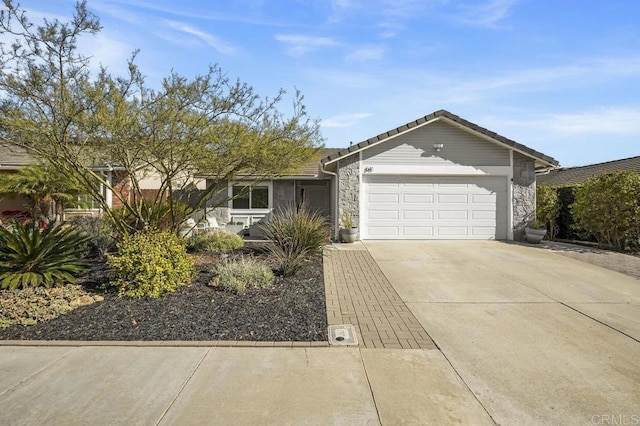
[
  {"left": 67, "top": 216, "right": 116, "bottom": 258},
  {"left": 0, "top": 285, "right": 103, "bottom": 329},
  {"left": 0, "top": 221, "right": 90, "bottom": 289},
  {"left": 536, "top": 185, "right": 560, "bottom": 238},
  {"left": 186, "top": 231, "right": 244, "bottom": 253},
  {"left": 109, "top": 230, "right": 195, "bottom": 298},
  {"left": 211, "top": 257, "right": 275, "bottom": 294},
  {"left": 259, "top": 203, "right": 330, "bottom": 276},
  {"left": 111, "top": 199, "right": 191, "bottom": 233},
  {"left": 572, "top": 171, "right": 640, "bottom": 251}
]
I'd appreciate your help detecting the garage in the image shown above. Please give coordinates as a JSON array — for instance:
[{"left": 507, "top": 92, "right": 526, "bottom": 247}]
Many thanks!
[
  {"left": 320, "top": 110, "right": 559, "bottom": 241},
  {"left": 363, "top": 175, "right": 508, "bottom": 240}
]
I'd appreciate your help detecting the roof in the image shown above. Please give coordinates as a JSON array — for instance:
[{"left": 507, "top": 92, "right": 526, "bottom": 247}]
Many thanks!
[
  {"left": 0, "top": 144, "right": 341, "bottom": 178},
  {"left": 538, "top": 155, "right": 640, "bottom": 186},
  {"left": 0, "top": 146, "right": 35, "bottom": 168},
  {"left": 320, "top": 109, "right": 559, "bottom": 168},
  {"left": 297, "top": 148, "right": 342, "bottom": 176}
]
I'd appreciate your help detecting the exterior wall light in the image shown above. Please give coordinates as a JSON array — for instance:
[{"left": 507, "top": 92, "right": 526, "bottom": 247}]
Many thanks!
[{"left": 433, "top": 143, "right": 444, "bottom": 152}]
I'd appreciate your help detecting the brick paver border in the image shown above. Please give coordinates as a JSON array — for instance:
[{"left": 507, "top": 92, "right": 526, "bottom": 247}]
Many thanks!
[{"left": 324, "top": 248, "right": 436, "bottom": 349}]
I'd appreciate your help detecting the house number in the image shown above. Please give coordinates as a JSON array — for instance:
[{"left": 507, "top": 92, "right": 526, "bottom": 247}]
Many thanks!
[{"left": 364, "top": 167, "right": 373, "bottom": 173}]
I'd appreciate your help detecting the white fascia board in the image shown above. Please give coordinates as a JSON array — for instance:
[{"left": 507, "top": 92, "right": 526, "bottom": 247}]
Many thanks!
[
  {"left": 272, "top": 175, "right": 322, "bottom": 180},
  {"left": 507, "top": 150, "right": 514, "bottom": 240},
  {"left": 360, "top": 165, "right": 512, "bottom": 176},
  {"left": 322, "top": 115, "right": 555, "bottom": 169},
  {"left": 322, "top": 117, "right": 444, "bottom": 167},
  {"left": 438, "top": 117, "right": 557, "bottom": 168}
]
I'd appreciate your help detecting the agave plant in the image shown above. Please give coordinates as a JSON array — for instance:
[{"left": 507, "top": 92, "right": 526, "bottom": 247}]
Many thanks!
[{"left": 0, "top": 221, "right": 91, "bottom": 289}]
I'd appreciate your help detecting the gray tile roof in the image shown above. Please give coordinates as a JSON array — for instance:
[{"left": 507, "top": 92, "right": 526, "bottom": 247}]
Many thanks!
[
  {"left": 297, "top": 148, "right": 342, "bottom": 176},
  {"left": 0, "top": 146, "right": 35, "bottom": 168},
  {"left": 538, "top": 155, "right": 640, "bottom": 186},
  {"left": 320, "top": 109, "right": 559, "bottom": 167}
]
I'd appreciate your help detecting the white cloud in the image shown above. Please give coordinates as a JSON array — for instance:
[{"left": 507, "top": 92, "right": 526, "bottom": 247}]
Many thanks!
[
  {"left": 164, "top": 20, "right": 237, "bottom": 54},
  {"left": 106, "top": 0, "right": 288, "bottom": 27},
  {"left": 501, "top": 108, "right": 640, "bottom": 137},
  {"left": 377, "top": 21, "right": 405, "bottom": 39},
  {"left": 77, "top": 32, "right": 134, "bottom": 75},
  {"left": 345, "top": 47, "right": 385, "bottom": 62},
  {"left": 305, "top": 69, "right": 384, "bottom": 89},
  {"left": 90, "top": 1, "right": 143, "bottom": 25},
  {"left": 455, "top": 0, "right": 518, "bottom": 29},
  {"left": 401, "top": 55, "right": 640, "bottom": 105},
  {"left": 275, "top": 34, "right": 338, "bottom": 56},
  {"left": 379, "top": 0, "right": 438, "bottom": 18},
  {"left": 322, "top": 113, "right": 372, "bottom": 128}
]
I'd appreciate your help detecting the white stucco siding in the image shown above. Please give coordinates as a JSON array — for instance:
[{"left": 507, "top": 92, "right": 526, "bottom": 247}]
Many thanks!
[{"left": 362, "top": 121, "right": 510, "bottom": 169}]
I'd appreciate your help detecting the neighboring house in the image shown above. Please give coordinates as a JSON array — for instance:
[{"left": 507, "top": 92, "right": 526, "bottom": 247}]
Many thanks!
[
  {"left": 538, "top": 155, "right": 640, "bottom": 186},
  {"left": 0, "top": 145, "right": 125, "bottom": 220},
  {"left": 206, "top": 110, "right": 558, "bottom": 241},
  {"left": 0, "top": 146, "right": 32, "bottom": 219}
]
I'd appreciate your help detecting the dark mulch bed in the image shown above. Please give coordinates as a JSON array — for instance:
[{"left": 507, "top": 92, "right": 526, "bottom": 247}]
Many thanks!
[{"left": 0, "top": 248, "right": 328, "bottom": 342}]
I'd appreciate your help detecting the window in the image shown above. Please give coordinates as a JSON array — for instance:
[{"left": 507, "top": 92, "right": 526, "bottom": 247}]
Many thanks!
[
  {"left": 232, "top": 185, "right": 269, "bottom": 210},
  {"left": 73, "top": 193, "right": 100, "bottom": 210}
]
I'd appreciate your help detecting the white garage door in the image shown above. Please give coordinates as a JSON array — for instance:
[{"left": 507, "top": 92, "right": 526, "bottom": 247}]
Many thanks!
[{"left": 363, "top": 176, "right": 508, "bottom": 240}]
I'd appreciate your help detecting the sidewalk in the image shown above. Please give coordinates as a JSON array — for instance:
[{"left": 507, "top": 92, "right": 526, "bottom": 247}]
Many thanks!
[{"left": 0, "top": 345, "right": 492, "bottom": 425}]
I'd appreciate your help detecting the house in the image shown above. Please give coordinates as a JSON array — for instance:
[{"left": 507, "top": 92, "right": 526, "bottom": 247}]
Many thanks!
[
  {"left": 2, "top": 109, "right": 559, "bottom": 241},
  {"left": 538, "top": 155, "right": 640, "bottom": 186},
  {"left": 207, "top": 109, "right": 558, "bottom": 241},
  {"left": 0, "top": 145, "right": 127, "bottom": 220},
  {"left": 0, "top": 146, "right": 33, "bottom": 219}
]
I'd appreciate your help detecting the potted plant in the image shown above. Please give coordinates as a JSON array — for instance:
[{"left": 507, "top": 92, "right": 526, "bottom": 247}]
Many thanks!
[
  {"left": 339, "top": 210, "right": 358, "bottom": 243},
  {"left": 525, "top": 218, "right": 547, "bottom": 244}
]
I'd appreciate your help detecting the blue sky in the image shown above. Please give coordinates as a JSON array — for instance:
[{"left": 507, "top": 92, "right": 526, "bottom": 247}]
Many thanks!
[{"left": 13, "top": 0, "right": 640, "bottom": 167}]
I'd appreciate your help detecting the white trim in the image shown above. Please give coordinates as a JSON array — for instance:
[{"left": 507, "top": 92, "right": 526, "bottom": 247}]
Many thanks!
[
  {"left": 105, "top": 171, "right": 113, "bottom": 209},
  {"left": 227, "top": 180, "right": 273, "bottom": 212},
  {"left": 439, "top": 117, "right": 556, "bottom": 168},
  {"left": 507, "top": 151, "right": 514, "bottom": 240},
  {"left": 360, "top": 165, "right": 512, "bottom": 176},
  {"left": 323, "top": 117, "right": 442, "bottom": 166},
  {"left": 358, "top": 151, "right": 364, "bottom": 233},
  {"left": 333, "top": 166, "right": 339, "bottom": 240},
  {"left": 322, "top": 115, "right": 556, "bottom": 168}
]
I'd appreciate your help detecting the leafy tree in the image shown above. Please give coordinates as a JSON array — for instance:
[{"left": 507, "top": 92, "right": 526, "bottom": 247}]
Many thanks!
[
  {"left": 536, "top": 185, "right": 559, "bottom": 238},
  {"left": 0, "top": 164, "right": 84, "bottom": 221},
  {"left": 572, "top": 171, "right": 640, "bottom": 251},
  {"left": 0, "top": 1, "right": 322, "bottom": 235}
]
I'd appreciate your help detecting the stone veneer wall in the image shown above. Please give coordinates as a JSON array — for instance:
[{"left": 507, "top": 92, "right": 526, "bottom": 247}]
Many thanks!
[
  {"left": 337, "top": 153, "right": 360, "bottom": 227},
  {"left": 512, "top": 152, "right": 536, "bottom": 240}
]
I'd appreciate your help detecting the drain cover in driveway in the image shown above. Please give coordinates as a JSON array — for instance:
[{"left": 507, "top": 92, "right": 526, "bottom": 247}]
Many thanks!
[{"left": 328, "top": 324, "right": 358, "bottom": 346}]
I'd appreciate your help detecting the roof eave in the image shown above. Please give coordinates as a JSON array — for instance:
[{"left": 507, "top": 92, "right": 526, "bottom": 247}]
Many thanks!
[{"left": 321, "top": 110, "right": 559, "bottom": 168}]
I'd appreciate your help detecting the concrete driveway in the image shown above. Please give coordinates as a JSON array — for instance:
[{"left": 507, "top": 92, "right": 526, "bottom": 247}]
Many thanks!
[{"left": 365, "top": 241, "right": 640, "bottom": 425}]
